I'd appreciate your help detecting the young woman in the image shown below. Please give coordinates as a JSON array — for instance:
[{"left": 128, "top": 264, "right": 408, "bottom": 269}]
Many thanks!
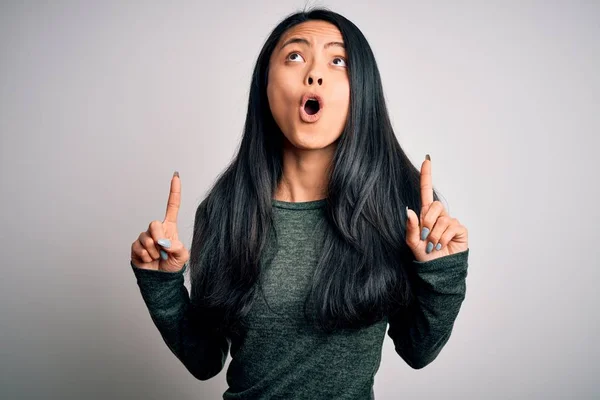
[{"left": 130, "top": 8, "right": 469, "bottom": 399}]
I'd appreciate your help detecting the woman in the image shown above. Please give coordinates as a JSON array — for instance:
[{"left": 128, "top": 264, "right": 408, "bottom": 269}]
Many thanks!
[{"left": 130, "top": 8, "right": 469, "bottom": 399}]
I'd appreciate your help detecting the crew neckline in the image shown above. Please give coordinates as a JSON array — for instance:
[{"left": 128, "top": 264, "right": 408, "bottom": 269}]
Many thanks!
[{"left": 272, "top": 198, "right": 328, "bottom": 210}]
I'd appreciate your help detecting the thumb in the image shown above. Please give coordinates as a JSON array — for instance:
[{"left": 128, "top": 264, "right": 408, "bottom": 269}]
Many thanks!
[
  {"left": 157, "top": 238, "right": 189, "bottom": 266},
  {"left": 405, "top": 206, "right": 421, "bottom": 249}
]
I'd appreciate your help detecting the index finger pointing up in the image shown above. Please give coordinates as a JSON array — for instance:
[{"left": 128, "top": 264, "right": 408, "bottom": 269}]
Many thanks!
[
  {"left": 420, "top": 154, "right": 433, "bottom": 207},
  {"left": 164, "top": 171, "right": 181, "bottom": 224}
]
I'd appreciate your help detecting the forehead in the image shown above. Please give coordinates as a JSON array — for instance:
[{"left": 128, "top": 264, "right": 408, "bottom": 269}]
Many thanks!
[{"left": 278, "top": 20, "right": 343, "bottom": 45}]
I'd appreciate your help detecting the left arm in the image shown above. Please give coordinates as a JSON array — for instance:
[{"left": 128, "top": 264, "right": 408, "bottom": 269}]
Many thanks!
[{"left": 387, "top": 248, "right": 469, "bottom": 369}]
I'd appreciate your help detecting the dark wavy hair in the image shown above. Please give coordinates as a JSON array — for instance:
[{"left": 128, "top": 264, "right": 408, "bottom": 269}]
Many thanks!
[{"left": 189, "top": 7, "right": 440, "bottom": 336}]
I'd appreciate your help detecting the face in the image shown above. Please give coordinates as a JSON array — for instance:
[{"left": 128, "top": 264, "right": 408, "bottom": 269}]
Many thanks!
[{"left": 267, "top": 20, "right": 350, "bottom": 151}]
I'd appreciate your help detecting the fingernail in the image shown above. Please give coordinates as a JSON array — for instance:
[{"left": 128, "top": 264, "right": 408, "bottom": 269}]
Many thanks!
[
  {"left": 160, "top": 250, "right": 168, "bottom": 260},
  {"left": 425, "top": 154, "right": 431, "bottom": 161},
  {"left": 173, "top": 171, "right": 179, "bottom": 178},
  {"left": 435, "top": 243, "right": 442, "bottom": 251},
  {"left": 421, "top": 227, "right": 430, "bottom": 241},
  {"left": 157, "top": 238, "right": 171, "bottom": 248},
  {"left": 426, "top": 242, "right": 434, "bottom": 254}
]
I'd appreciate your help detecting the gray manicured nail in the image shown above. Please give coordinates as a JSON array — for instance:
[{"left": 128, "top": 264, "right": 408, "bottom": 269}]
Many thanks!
[
  {"left": 435, "top": 243, "right": 442, "bottom": 251},
  {"left": 157, "top": 239, "right": 171, "bottom": 248},
  {"left": 426, "top": 242, "right": 434, "bottom": 254},
  {"left": 160, "top": 250, "right": 168, "bottom": 260},
  {"left": 421, "top": 227, "right": 430, "bottom": 241}
]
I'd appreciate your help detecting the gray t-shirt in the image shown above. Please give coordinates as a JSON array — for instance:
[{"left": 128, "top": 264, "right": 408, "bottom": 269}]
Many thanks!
[{"left": 131, "top": 198, "right": 469, "bottom": 399}]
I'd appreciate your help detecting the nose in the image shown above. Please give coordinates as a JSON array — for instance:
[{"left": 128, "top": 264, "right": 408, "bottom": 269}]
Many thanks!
[{"left": 306, "top": 74, "right": 323, "bottom": 86}]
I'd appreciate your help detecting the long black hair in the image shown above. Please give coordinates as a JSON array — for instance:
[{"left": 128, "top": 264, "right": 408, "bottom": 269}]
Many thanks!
[{"left": 189, "top": 7, "right": 440, "bottom": 336}]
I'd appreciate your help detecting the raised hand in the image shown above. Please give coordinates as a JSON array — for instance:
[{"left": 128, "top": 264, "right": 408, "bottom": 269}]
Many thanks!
[
  {"left": 130, "top": 171, "right": 190, "bottom": 272},
  {"left": 405, "top": 155, "right": 469, "bottom": 262}
]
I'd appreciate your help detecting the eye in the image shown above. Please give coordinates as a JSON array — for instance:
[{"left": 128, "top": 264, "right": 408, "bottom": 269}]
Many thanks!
[
  {"left": 332, "top": 57, "right": 347, "bottom": 67},
  {"left": 286, "top": 52, "right": 305, "bottom": 62}
]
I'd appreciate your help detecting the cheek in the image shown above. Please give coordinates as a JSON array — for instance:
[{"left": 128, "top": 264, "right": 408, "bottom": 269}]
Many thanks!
[
  {"left": 330, "top": 80, "right": 350, "bottom": 116},
  {"left": 267, "top": 81, "right": 282, "bottom": 119},
  {"left": 267, "top": 76, "right": 293, "bottom": 133},
  {"left": 268, "top": 72, "right": 295, "bottom": 113}
]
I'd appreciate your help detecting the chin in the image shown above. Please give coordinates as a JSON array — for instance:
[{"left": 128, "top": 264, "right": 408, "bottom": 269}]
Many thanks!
[{"left": 285, "top": 129, "right": 340, "bottom": 150}]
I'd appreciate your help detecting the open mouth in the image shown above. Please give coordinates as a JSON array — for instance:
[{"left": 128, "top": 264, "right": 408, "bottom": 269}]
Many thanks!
[
  {"left": 304, "top": 98, "right": 321, "bottom": 115},
  {"left": 299, "top": 93, "right": 323, "bottom": 123}
]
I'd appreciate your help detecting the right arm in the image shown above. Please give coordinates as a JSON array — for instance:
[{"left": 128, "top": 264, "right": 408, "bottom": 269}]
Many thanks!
[
  {"left": 129, "top": 171, "right": 229, "bottom": 381},
  {"left": 131, "top": 261, "right": 230, "bottom": 381}
]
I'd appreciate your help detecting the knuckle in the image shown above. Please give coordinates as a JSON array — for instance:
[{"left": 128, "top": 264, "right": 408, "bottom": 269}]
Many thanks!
[
  {"left": 131, "top": 241, "right": 141, "bottom": 253},
  {"left": 424, "top": 215, "right": 435, "bottom": 227},
  {"left": 148, "top": 220, "right": 162, "bottom": 230},
  {"left": 142, "top": 235, "right": 155, "bottom": 248},
  {"left": 139, "top": 249, "right": 149, "bottom": 262}
]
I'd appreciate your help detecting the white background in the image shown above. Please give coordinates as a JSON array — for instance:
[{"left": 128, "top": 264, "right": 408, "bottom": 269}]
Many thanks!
[{"left": 1, "top": 0, "right": 598, "bottom": 398}]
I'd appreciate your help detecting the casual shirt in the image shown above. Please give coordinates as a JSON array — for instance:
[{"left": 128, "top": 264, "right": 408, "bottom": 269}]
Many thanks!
[{"left": 131, "top": 198, "right": 469, "bottom": 399}]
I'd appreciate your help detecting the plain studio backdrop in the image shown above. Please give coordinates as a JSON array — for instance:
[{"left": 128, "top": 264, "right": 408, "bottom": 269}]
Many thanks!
[{"left": 1, "top": 1, "right": 598, "bottom": 399}]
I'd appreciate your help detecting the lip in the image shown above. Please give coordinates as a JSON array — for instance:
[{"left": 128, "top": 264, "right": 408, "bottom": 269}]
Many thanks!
[{"left": 299, "top": 92, "right": 324, "bottom": 123}]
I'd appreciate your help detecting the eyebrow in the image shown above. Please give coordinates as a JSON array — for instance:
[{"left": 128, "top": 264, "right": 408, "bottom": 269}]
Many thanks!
[{"left": 279, "top": 37, "right": 345, "bottom": 52}]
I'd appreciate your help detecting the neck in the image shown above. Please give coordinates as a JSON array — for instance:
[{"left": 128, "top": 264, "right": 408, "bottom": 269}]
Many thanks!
[{"left": 273, "top": 140, "right": 335, "bottom": 202}]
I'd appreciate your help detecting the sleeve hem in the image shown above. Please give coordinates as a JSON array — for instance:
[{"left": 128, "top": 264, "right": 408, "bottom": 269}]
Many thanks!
[
  {"left": 130, "top": 260, "right": 188, "bottom": 281},
  {"left": 412, "top": 248, "right": 469, "bottom": 272}
]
